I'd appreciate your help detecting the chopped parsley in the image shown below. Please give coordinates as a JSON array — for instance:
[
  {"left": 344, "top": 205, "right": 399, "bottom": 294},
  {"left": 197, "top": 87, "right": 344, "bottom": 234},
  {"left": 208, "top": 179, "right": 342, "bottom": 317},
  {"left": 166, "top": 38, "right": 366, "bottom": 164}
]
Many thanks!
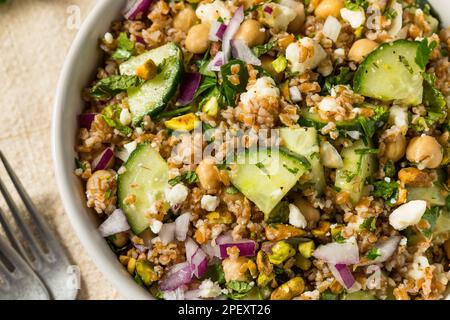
[
  {"left": 168, "top": 170, "right": 199, "bottom": 186},
  {"left": 225, "top": 186, "right": 239, "bottom": 195},
  {"left": 226, "top": 281, "right": 254, "bottom": 300},
  {"left": 423, "top": 73, "right": 447, "bottom": 126},
  {"left": 373, "top": 180, "right": 399, "bottom": 203},
  {"left": 360, "top": 216, "right": 377, "bottom": 232},
  {"left": 252, "top": 40, "right": 277, "bottom": 57},
  {"left": 322, "top": 67, "right": 354, "bottom": 95},
  {"left": 344, "top": 0, "right": 369, "bottom": 10},
  {"left": 220, "top": 59, "right": 249, "bottom": 107},
  {"left": 421, "top": 206, "right": 441, "bottom": 239},
  {"left": 75, "top": 158, "right": 86, "bottom": 171},
  {"left": 367, "top": 247, "right": 381, "bottom": 260},
  {"left": 415, "top": 38, "right": 437, "bottom": 70},
  {"left": 201, "top": 263, "right": 225, "bottom": 285},
  {"left": 111, "top": 32, "right": 135, "bottom": 61}
]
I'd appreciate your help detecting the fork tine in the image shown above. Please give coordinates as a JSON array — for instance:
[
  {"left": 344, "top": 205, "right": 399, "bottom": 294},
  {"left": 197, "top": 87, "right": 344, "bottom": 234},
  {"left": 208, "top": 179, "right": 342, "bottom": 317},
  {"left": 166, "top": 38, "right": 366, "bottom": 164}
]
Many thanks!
[{"left": 0, "top": 206, "right": 23, "bottom": 256}]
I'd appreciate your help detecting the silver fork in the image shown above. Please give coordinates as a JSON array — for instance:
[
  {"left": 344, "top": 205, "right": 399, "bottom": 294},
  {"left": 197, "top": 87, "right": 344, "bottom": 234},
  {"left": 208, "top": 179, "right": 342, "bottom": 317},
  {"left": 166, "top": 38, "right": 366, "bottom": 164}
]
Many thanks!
[
  {"left": 0, "top": 237, "right": 50, "bottom": 300},
  {"left": 0, "top": 151, "right": 78, "bottom": 300}
]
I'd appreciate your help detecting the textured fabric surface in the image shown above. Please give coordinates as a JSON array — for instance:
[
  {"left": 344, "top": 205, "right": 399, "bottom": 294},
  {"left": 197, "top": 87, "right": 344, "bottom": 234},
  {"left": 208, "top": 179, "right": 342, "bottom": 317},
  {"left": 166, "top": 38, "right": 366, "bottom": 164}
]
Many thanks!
[{"left": 0, "top": 0, "right": 121, "bottom": 300}]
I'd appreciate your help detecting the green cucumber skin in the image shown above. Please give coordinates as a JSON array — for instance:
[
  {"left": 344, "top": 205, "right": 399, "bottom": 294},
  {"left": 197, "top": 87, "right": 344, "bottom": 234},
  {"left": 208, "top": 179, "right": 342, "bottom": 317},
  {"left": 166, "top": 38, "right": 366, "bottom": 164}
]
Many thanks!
[
  {"left": 119, "top": 43, "right": 184, "bottom": 125},
  {"left": 117, "top": 143, "right": 169, "bottom": 234},
  {"left": 299, "top": 109, "right": 361, "bottom": 132},
  {"left": 353, "top": 40, "right": 423, "bottom": 105},
  {"left": 407, "top": 184, "right": 447, "bottom": 206},
  {"left": 229, "top": 148, "right": 309, "bottom": 215}
]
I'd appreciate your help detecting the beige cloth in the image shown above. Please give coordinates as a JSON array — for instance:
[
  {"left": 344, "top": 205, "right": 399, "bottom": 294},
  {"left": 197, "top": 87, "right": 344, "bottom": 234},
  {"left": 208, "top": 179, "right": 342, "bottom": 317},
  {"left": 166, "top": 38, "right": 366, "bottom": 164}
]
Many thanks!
[{"left": 0, "top": 0, "right": 121, "bottom": 299}]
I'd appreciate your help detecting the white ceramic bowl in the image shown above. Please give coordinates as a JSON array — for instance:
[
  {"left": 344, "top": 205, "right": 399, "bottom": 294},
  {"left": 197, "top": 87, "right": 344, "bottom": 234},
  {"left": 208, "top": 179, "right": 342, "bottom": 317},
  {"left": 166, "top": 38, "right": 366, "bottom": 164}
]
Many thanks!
[{"left": 52, "top": 0, "right": 450, "bottom": 300}]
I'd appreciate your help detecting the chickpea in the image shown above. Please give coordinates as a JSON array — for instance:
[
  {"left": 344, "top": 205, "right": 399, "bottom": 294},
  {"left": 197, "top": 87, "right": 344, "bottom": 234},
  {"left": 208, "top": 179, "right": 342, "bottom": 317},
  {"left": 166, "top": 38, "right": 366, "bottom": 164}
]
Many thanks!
[
  {"left": 234, "top": 19, "right": 266, "bottom": 48},
  {"left": 406, "top": 135, "right": 443, "bottom": 169},
  {"left": 383, "top": 134, "right": 406, "bottom": 162},
  {"left": 260, "top": 55, "right": 283, "bottom": 82},
  {"left": 293, "top": 198, "right": 320, "bottom": 228},
  {"left": 173, "top": 7, "right": 198, "bottom": 31},
  {"left": 196, "top": 158, "right": 221, "bottom": 191},
  {"left": 185, "top": 23, "right": 211, "bottom": 54},
  {"left": 348, "top": 39, "right": 378, "bottom": 63},
  {"left": 314, "top": 0, "right": 344, "bottom": 20},
  {"left": 283, "top": 1, "right": 306, "bottom": 34}
]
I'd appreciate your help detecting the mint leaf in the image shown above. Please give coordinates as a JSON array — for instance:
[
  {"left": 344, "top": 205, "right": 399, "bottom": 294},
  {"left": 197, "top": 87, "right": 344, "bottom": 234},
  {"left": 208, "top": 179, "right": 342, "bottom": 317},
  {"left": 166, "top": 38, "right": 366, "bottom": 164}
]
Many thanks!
[
  {"left": 90, "top": 75, "right": 143, "bottom": 100},
  {"left": 423, "top": 72, "right": 447, "bottom": 126},
  {"left": 415, "top": 38, "right": 437, "bottom": 70},
  {"left": 367, "top": 247, "right": 381, "bottom": 260},
  {"left": 220, "top": 59, "right": 249, "bottom": 106},
  {"left": 101, "top": 105, "right": 132, "bottom": 136},
  {"left": 112, "top": 32, "right": 135, "bottom": 61},
  {"left": 168, "top": 171, "right": 199, "bottom": 186}
]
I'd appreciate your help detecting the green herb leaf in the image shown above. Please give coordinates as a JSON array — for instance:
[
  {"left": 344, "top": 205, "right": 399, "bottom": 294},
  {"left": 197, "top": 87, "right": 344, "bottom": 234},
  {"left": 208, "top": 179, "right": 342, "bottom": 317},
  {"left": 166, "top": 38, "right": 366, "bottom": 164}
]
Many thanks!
[
  {"left": 360, "top": 216, "right": 377, "bottom": 232},
  {"left": 344, "top": 0, "right": 369, "bottom": 10},
  {"left": 373, "top": 180, "right": 399, "bottom": 204},
  {"left": 220, "top": 59, "right": 249, "bottom": 106},
  {"left": 322, "top": 67, "right": 354, "bottom": 95},
  {"left": 357, "top": 106, "right": 389, "bottom": 144},
  {"left": 415, "top": 38, "right": 437, "bottom": 70},
  {"left": 421, "top": 206, "right": 441, "bottom": 238},
  {"left": 252, "top": 41, "right": 277, "bottom": 58},
  {"left": 423, "top": 72, "right": 447, "bottom": 126},
  {"left": 168, "top": 171, "right": 199, "bottom": 186},
  {"left": 112, "top": 32, "right": 135, "bottom": 61},
  {"left": 90, "top": 75, "right": 143, "bottom": 100},
  {"left": 195, "top": 76, "right": 217, "bottom": 99},
  {"left": 367, "top": 247, "right": 381, "bottom": 260},
  {"left": 225, "top": 186, "right": 239, "bottom": 195},
  {"left": 226, "top": 281, "right": 254, "bottom": 300},
  {"left": 201, "top": 263, "right": 226, "bottom": 285},
  {"left": 101, "top": 105, "right": 133, "bottom": 136}
]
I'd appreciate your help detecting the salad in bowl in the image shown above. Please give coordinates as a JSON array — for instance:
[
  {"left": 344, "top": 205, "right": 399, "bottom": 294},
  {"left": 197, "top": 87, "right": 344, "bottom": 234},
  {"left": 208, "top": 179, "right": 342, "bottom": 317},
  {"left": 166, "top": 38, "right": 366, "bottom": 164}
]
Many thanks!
[{"left": 74, "top": 0, "right": 450, "bottom": 300}]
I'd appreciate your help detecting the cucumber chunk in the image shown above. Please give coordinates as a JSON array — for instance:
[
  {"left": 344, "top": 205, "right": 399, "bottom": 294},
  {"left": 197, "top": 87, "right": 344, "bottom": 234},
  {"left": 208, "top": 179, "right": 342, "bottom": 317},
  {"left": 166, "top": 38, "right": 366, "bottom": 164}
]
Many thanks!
[
  {"left": 335, "top": 140, "right": 377, "bottom": 204},
  {"left": 298, "top": 109, "right": 360, "bottom": 132},
  {"left": 228, "top": 148, "right": 309, "bottom": 214},
  {"left": 354, "top": 40, "right": 423, "bottom": 106},
  {"left": 118, "top": 144, "right": 169, "bottom": 234},
  {"left": 280, "top": 127, "right": 326, "bottom": 195},
  {"left": 407, "top": 184, "right": 448, "bottom": 206},
  {"left": 120, "top": 43, "right": 183, "bottom": 125}
]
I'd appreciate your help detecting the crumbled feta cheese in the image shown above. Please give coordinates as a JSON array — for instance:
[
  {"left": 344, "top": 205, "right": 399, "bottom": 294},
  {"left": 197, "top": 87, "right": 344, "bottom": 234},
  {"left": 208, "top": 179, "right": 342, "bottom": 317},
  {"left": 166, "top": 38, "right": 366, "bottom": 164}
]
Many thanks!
[
  {"left": 334, "top": 48, "right": 345, "bottom": 57},
  {"left": 318, "top": 97, "right": 340, "bottom": 112},
  {"left": 240, "top": 76, "right": 280, "bottom": 107},
  {"left": 164, "top": 184, "right": 189, "bottom": 206},
  {"left": 150, "top": 219, "right": 163, "bottom": 234},
  {"left": 408, "top": 255, "right": 430, "bottom": 280},
  {"left": 119, "top": 108, "right": 132, "bottom": 126},
  {"left": 104, "top": 32, "right": 114, "bottom": 44},
  {"left": 124, "top": 141, "right": 137, "bottom": 155},
  {"left": 399, "top": 237, "right": 408, "bottom": 246},
  {"left": 286, "top": 38, "right": 327, "bottom": 74},
  {"left": 389, "top": 105, "right": 409, "bottom": 134},
  {"left": 323, "top": 16, "right": 341, "bottom": 42},
  {"left": 198, "top": 279, "right": 223, "bottom": 298},
  {"left": 389, "top": 200, "right": 427, "bottom": 231},
  {"left": 288, "top": 204, "right": 307, "bottom": 228},
  {"left": 340, "top": 7, "right": 366, "bottom": 29},
  {"left": 196, "top": 0, "right": 231, "bottom": 24},
  {"left": 260, "top": 3, "right": 296, "bottom": 31},
  {"left": 201, "top": 195, "right": 220, "bottom": 212}
]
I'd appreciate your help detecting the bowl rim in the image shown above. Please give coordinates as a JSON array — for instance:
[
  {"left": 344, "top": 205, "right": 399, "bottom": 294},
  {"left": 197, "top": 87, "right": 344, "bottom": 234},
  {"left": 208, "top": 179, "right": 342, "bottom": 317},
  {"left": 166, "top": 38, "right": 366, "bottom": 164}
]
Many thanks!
[{"left": 52, "top": 0, "right": 151, "bottom": 300}]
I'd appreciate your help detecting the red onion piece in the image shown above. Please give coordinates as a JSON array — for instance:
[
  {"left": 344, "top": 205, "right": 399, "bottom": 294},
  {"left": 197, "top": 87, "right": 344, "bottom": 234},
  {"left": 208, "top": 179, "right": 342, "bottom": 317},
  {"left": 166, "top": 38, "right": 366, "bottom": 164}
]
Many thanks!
[
  {"left": 135, "top": 36, "right": 146, "bottom": 45},
  {"left": 330, "top": 264, "right": 356, "bottom": 290},
  {"left": 222, "top": 6, "right": 245, "bottom": 63},
  {"left": 289, "top": 86, "right": 302, "bottom": 103},
  {"left": 264, "top": 5, "right": 273, "bottom": 14},
  {"left": 231, "top": 39, "right": 262, "bottom": 66},
  {"left": 201, "top": 242, "right": 221, "bottom": 258},
  {"left": 159, "top": 262, "right": 194, "bottom": 291},
  {"left": 313, "top": 240, "right": 360, "bottom": 265},
  {"left": 177, "top": 72, "right": 202, "bottom": 105},
  {"left": 123, "top": 0, "right": 153, "bottom": 20},
  {"left": 98, "top": 209, "right": 130, "bottom": 237},
  {"left": 159, "top": 222, "right": 176, "bottom": 245},
  {"left": 175, "top": 212, "right": 191, "bottom": 241},
  {"left": 215, "top": 232, "right": 233, "bottom": 245},
  {"left": 219, "top": 240, "right": 257, "bottom": 259},
  {"left": 209, "top": 21, "right": 227, "bottom": 41},
  {"left": 207, "top": 51, "right": 225, "bottom": 72},
  {"left": 92, "top": 148, "right": 114, "bottom": 172},
  {"left": 185, "top": 237, "right": 199, "bottom": 263},
  {"left": 360, "top": 236, "right": 401, "bottom": 266},
  {"left": 191, "top": 249, "right": 208, "bottom": 278},
  {"left": 78, "top": 113, "right": 96, "bottom": 130}
]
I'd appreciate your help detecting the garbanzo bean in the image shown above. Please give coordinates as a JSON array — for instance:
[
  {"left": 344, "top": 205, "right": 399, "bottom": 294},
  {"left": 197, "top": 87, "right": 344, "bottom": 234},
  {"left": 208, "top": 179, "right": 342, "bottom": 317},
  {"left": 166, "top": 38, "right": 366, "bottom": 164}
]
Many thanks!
[
  {"left": 406, "top": 135, "right": 443, "bottom": 169},
  {"left": 348, "top": 39, "right": 378, "bottom": 63},
  {"left": 185, "top": 23, "right": 211, "bottom": 54},
  {"left": 196, "top": 158, "right": 221, "bottom": 191},
  {"left": 314, "top": 0, "right": 344, "bottom": 20},
  {"left": 383, "top": 133, "right": 407, "bottom": 162},
  {"left": 293, "top": 198, "right": 320, "bottom": 228},
  {"left": 234, "top": 19, "right": 266, "bottom": 47},
  {"left": 284, "top": 1, "right": 306, "bottom": 33},
  {"left": 173, "top": 7, "right": 198, "bottom": 31}
]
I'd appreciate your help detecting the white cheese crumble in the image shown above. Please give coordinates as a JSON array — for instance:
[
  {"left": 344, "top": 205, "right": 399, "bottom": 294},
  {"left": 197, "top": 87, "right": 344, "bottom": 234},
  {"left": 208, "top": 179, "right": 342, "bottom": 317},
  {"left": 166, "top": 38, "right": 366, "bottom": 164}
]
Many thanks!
[
  {"left": 389, "top": 200, "right": 427, "bottom": 231},
  {"left": 389, "top": 105, "right": 409, "bottom": 134},
  {"left": 149, "top": 219, "right": 163, "bottom": 234},
  {"left": 408, "top": 255, "right": 430, "bottom": 280},
  {"left": 196, "top": 0, "right": 231, "bottom": 24},
  {"left": 286, "top": 38, "right": 327, "bottom": 74},
  {"left": 288, "top": 204, "right": 307, "bottom": 228},
  {"left": 198, "top": 279, "right": 223, "bottom": 298},
  {"left": 260, "top": 3, "right": 296, "bottom": 31},
  {"left": 164, "top": 184, "right": 189, "bottom": 206},
  {"left": 240, "top": 76, "right": 280, "bottom": 107},
  {"left": 340, "top": 7, "right": 366, "bottom": 29},
  {"left": 201, "top": 195, "right": 220, "bottom": 212}
]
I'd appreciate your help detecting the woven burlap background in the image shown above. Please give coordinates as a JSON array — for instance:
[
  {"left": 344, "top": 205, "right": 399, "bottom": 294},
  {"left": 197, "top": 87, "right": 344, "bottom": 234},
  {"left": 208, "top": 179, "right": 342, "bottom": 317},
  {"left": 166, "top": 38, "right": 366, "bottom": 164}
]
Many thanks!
[{"left": 0, "top": 0, "right": 122, "bottom": 299}]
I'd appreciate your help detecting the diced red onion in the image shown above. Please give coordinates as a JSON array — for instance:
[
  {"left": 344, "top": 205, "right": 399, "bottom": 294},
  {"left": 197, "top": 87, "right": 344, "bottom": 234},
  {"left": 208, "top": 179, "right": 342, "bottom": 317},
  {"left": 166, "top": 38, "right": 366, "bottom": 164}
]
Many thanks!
[
  {"left": 360, "top": 236, "right": 401, "bottom": 266},
  {"left": 207, "top": 51, "right": 225, "bottom": 72},
  {"left": 330, "top": 263, "right": 356, "bottom": 289},
  {"left": 222, "top": 6, "right": 244, "bottom": 63},
  {"left": 92, "top": 148, "right": 114, "bottom": 171},
  {"left": 191, "top": 249, "right": 208, "bottom": 278},
  {"left": 219, "top": 240, "right": 257, "bottom": 259},
  {"left": 313, "top": 240, "right": 360, "bottom": 264},
  {"left": 201, "top": 242, "right": 221, "bottom": 258},
  {"left": 289, "top": 86, "right": 302, "bottom": 103},
  {"left": 159, "top": 222, "right": 176, "bottom": 245},
  {"left": 231, "top": 39, "right": 261, "bottom": 66},
  {"left": 98, "top": 209, "right": 130, "bottom": 237},
  {"left": 215, "top": 232, "right": 233, "bottom": 245},
  {"left": 323, "top": 16, "right": 341, "bottom": 43},
  {"left": 185, "top": 237, "right": 199, "bottom": 263},
  {"left": 135, "top": 36, "right": 146, "bottom": 45},
  {"left": 177, "top": 72, "right": 202, "bottom": 106},
  {"left": 209, "top": 21, "right": 227, "bottom": 42},
  {"left": 175, "top": 212, "right": 191, "bottom": 241},
  {"left": 159, "top": 262, "right": 193, "bottom": 291},
  {"left": 78, "top": 113, "right": 96, "bottom": 130},
  {"left": 264, "top": 5, "right": 273, "bottom": 14},
  {"left": 123, "top": 0, "right": 153, "bottom": 20}
]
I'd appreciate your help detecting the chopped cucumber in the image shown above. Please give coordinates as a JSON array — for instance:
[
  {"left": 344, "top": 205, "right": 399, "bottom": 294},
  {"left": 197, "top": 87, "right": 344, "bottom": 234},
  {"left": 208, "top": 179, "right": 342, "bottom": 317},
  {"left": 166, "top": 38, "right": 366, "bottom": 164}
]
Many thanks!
[
  {"left": 117, "top": 144, "right": 169, "bottom": 234},
  {"left": 298, "top": 109, "right": 360, "bottom": 132},
  {"left": 433, "top": 209, "right": 450, "bottom": 243},
  {"left": 120, "top": 43, "right": 183, "bottom": 125},
  {"left": 407, "top": 184, "right": 448, "bottom": 206},
  {"left": 279, "top": 127, "right": 326, "bottom": 195},
  {"left": 342, "top": 291, "right": 377, "bottom": 300},
  {"left": 335, "top": 140, "right": 377, "bottom": 204},
  {"left": 228, "top": 148, "right": 310, "bottom": 215},
  {"left": 354, "top": 40, "right": 423, "bottom": 106}
]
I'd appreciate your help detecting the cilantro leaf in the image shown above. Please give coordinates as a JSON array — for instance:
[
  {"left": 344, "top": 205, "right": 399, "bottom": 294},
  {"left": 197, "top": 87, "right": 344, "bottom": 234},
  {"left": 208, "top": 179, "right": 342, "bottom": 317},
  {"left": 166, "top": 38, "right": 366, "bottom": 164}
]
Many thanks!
[
  {"left": 90, "top": 75, "right": 143, "bottom": 100},
  {"left": 360, "top": 216, "right": 377, "bottom": 232},
  {"left": 322, "top": 67, "right": 354, "bottom": 95},
  {"left": 252, "top": 41, "right": 277, "bottom": 58},
  {"left": 415, "top": 38, "right": 437, "bottom": 70},
  {"left": 367, "top": 247, "right": 381, "bottom": 260}
]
